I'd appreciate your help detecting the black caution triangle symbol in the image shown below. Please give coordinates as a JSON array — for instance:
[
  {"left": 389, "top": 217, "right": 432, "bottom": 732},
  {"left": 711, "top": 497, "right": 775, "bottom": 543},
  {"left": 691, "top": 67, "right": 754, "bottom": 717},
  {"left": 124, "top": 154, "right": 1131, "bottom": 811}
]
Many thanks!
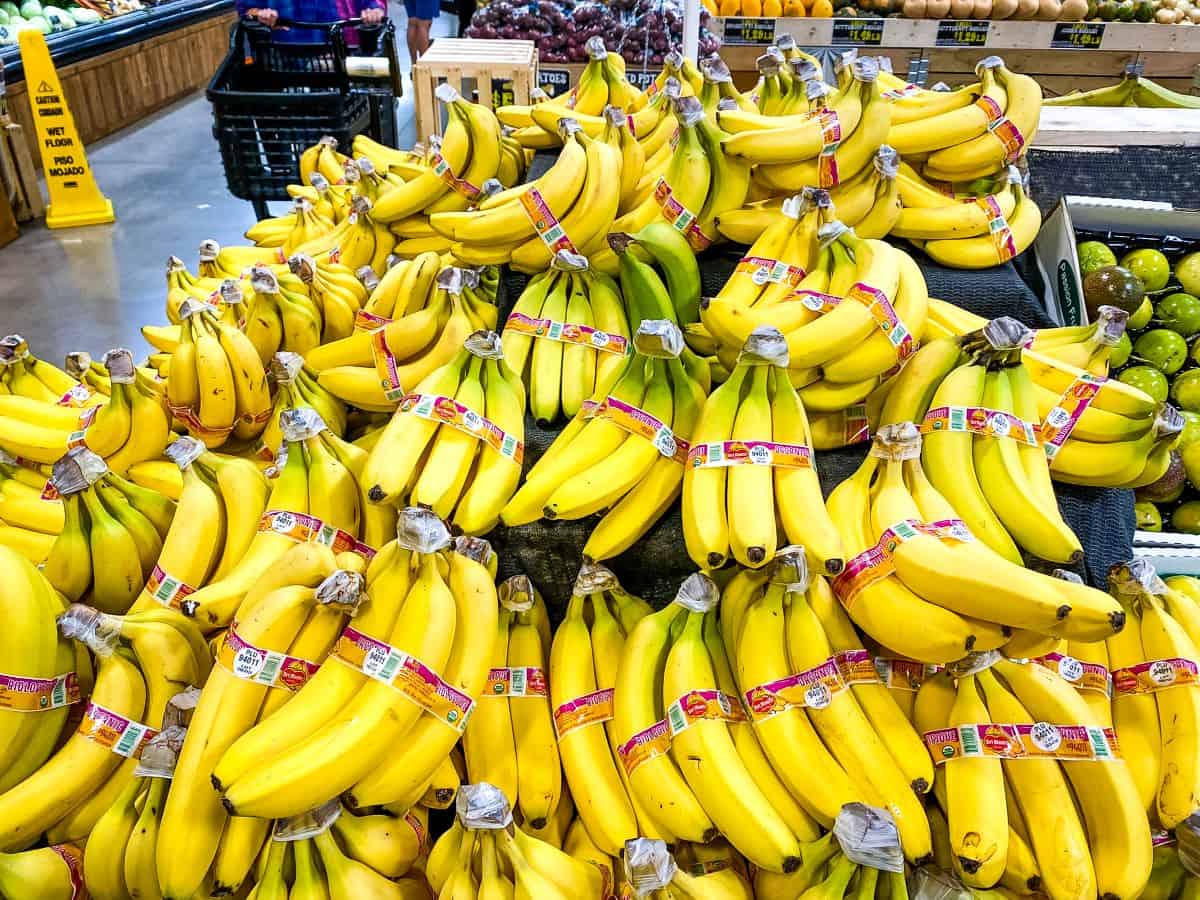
[{"left": 36, "top": 80, "right": 55, "bottom": 94}]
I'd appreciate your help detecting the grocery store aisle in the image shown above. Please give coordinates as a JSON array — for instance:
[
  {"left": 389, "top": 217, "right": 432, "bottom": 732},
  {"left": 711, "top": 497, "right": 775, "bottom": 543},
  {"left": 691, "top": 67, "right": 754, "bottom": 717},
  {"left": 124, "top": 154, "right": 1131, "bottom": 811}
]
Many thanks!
[{"left": 0, "top": 4, "right": 458, "bottom": 364}]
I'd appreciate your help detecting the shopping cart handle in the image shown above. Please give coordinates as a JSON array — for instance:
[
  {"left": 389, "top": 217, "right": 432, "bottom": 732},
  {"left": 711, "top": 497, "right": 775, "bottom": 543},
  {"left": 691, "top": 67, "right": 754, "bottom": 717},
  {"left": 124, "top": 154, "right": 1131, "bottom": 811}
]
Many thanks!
[{"left": 242, "top": 15, "right": 387, "bottom": 28}]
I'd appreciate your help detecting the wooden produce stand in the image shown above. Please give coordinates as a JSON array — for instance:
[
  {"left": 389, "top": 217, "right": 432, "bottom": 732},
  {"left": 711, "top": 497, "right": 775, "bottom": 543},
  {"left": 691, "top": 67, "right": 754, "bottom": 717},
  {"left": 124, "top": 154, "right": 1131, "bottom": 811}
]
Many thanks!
[
  {"left": 413, "top": 38, "right": 539, "bottom": 139},
  {"left": 2, "top": 2, "right": 235, "bottom": 168},
  {"left": 713, "top": 18, "right": 1200, "bottom": 95}
]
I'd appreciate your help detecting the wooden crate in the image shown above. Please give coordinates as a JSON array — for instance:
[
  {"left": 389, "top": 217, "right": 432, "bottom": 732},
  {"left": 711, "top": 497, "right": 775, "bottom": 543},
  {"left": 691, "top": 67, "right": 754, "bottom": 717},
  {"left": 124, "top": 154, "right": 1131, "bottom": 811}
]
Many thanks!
[
  {"left": 413, "top": 38, "right": 538, "bottom": 140},
  {"left": 5, "top": 10, "right": 235, "bottom": 168},
  {"left": 0, "top": 116, "right": 45, "bottom": 223}
]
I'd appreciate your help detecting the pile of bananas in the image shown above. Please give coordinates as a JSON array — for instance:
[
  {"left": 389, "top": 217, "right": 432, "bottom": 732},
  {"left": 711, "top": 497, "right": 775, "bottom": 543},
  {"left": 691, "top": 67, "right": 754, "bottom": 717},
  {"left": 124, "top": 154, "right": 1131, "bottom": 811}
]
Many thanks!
[
  {"left": 40, "top": 448, "right": 177, "bottom": 613},
  {"left": 919, "top": 304, "right": 1181, "bottom": 488},
  {"left": 681, "top": 329, "right": 842, "bottom": 573},
  {"left": 0, "top": 346, "right": 170, "bottom": 471},
  {"left": 360, "top": 332, "right": 524, "bottom": 533},
  {"left": 257, "top": 351, "right": 348, "bottom": 465},
  {"left": 313, "top": 267, "right": 500, "bottom": 413},
  {"left": 500, "top": 255, "right": 632, "bottom": 424},
  {"left": 0, "top": 453, "right": 63, "bottom": 562}
]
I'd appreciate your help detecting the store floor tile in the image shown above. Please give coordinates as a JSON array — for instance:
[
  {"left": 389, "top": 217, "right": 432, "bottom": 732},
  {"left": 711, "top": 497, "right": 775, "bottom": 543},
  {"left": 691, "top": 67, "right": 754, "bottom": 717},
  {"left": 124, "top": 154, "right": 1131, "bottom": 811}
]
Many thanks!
[{"left": 0, "top": 4, "right": 456, "bottom": 364}]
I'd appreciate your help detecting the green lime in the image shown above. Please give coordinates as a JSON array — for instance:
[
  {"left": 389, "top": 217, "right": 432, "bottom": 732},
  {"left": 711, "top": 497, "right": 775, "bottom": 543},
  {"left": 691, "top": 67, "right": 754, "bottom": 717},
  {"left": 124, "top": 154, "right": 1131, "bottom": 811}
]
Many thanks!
[
  {"left": 1119, "top": 365, "right": 1170, "bottom": 403},
  {"left": 1134, "top": 328, "right": 1189, "bottom": 374},
  {"left": 1129, "top": 297, "right": 1154, "bottom": 331},
  {"left": 1180, "top": 410, "right": 1200, "bottom": 447},
  {"left": 1122, "top": 248, "right": 1172, "bottom": 292},
  {"left": 1111, "top": 331, "right": 1133, "bottom": 368},
  {"left": 1174, "top": 369, "right": 1200, "bottom": 412},
  {"left": 1184, "top": 440, "right": 1200, "bottom": 489},
  {"left": 1096, "top": 0, "right": 1118, "bottom": 17},
  {"left": 1173, "top": 500, "right": 1200, "bottom": 534},
  {"left": 1116, "top": 1, "right": 1136, "bottom": 20},
  {"left": 1135, "top": 501, "right": 1163, "bottom": 531},
  {"left": 1156, "top": 292, "right": 1200, "bottom": 337},
  {"left": 1077, "top": 240, "right": 1117, "bottom": 278},
  {"left": 1177, "top": 252, "right": 1200, "bottom": 296}
]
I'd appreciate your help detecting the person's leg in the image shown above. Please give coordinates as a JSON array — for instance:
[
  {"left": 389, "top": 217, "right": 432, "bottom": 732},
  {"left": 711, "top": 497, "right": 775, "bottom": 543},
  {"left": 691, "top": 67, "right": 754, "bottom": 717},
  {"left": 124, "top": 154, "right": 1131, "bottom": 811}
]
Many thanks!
[
  {"left": 455, "top": 0, "right": 474, "bottom": 34},
  {"left": 402, "top": 0, "right": 422, "bottom": 65},
  {"left": 412, "top": 17, "right": 431, "bottom": 59}
]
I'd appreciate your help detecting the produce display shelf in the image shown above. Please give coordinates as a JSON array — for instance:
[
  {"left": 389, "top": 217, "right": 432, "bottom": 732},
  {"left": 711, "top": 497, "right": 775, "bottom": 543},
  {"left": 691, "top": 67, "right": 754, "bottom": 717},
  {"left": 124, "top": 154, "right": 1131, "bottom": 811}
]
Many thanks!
[
  {"left": 0, "top": 0, "right": 235, "bottom": 84},
  {"left": 711, "top": 16, "right": 1200, "bottom": 50}
]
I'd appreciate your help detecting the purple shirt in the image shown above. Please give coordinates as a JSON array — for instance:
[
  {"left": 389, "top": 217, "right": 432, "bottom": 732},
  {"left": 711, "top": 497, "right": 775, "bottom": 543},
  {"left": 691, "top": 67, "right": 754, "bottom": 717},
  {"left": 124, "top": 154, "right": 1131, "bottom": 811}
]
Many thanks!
[{"left": 236, "top": 0, "right": 384, "bottom": 44}]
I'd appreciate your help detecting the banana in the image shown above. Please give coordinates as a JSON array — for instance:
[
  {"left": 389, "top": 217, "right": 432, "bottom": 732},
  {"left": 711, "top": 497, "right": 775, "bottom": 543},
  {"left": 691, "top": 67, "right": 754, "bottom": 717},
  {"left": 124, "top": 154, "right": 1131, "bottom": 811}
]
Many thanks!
[
  {"left": 83, "top": 776, "right": 144, "bottom": 900},
  {"left": 889, "top": 58, "right": 1007, "bottom": 155},
  {"left": 0, "top": 845, "right": 83, "bottom": 899},
  {"left": 333, "top": 806, "right": 426, "bottom": 878},
  {"left": 123, "top": 776, "right": 166, "bottom": 900},
  {"left": 463, "top": 606, "right": 519, "bottom": 805},
  {"left": 508, "top": 602, "right": 562, "bottom": 829}
]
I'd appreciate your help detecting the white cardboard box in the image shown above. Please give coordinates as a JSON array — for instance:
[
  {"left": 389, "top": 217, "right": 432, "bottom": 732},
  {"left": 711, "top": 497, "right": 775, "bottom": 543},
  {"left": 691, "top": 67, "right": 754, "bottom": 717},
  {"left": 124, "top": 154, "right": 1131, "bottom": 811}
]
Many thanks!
[
  {"left": 1135, "top": 530, "right": 1200, "bottom": 575},
  {"left": 1032, "top": 194, "right": 1200, "bottom": 327}
]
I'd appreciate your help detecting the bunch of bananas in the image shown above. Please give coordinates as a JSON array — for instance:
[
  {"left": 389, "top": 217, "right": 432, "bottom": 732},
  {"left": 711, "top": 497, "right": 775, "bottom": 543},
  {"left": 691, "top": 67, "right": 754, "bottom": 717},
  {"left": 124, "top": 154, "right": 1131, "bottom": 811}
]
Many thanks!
[
  {"left": 0, "top": 347, "right": 170, "bottom": 471},
  {"left": 681, "top": 329, "right": 843, "bottom": 573},
  {"left": 826, "top": 424, "right": 1125, "bottom": 663},
  {"left": 915, "top": 654, "right": 1151, "bottom": 900},
  {"left": 361, "top": 332, "right": 523, "bottom": 532},
  {"left": 256, "top": 351, "right": 347, "bottom": 464},
  {"left": 917, "top": 305, "right": 1178, "bottom": 488},
  {"left": 500, "top": 256, "right": 631, "bottom": 424},
  {"left": 315, "top": 268, "right": 499, "bottom": 413},
  {"left": 755, "top": 833, "right": 909, "bottom": 900},
  {"left": 889, "top": 57, "right": 1042, "bottom": 186},
  {"left": 0, "top": 456, "right": 62, "bottom": 562},
  {"left": 502, "top": 319, "right": 709, "bottom": 561},
  {"left": 1046, "top": 72, "right": 1200, "bottom": 109},
  {"left": 0, "top": 334, "right": 92, "bottom": 405},
  {"left": 0, "top": 600, "right": 210, "bottom": 853},
  {"left": 244, "top": 196, "right": 336, "bottom": 254},
  {"left": 701, "top": 208, "right": 929, "bottom": 412},
  {"left": 498, "top": 37, "right": 662, "bottom": 148},
  {"left": 179, "top": 407, "right": 381, "bottom": 631},
  {"left": 39, "top": 448, "right": 176, "bottom": 612},
  {"left": 164, "top": 255, "right": 252, "bottom": 324},
  {"left": 565, "top": 832, "right": 757, "bottom": 900},
  {"left": 460, "top": 575, "right": 561, "bottom": 829},
  {"left": 155, "top": 559, "right": 365, "bottom": 897},
  {"left": 353, "top": 250, "right": 442, "bottom": 327},
  {"left": 426, "top": 784, "right": 604, "bottom": 900}
]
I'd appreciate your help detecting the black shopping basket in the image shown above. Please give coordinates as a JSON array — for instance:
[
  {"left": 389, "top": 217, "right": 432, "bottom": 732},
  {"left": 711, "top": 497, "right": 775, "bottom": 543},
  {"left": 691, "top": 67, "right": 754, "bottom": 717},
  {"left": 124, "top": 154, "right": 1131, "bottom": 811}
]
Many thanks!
[{"left": 208, "top": 16, "right": 402, "bottom": 218}]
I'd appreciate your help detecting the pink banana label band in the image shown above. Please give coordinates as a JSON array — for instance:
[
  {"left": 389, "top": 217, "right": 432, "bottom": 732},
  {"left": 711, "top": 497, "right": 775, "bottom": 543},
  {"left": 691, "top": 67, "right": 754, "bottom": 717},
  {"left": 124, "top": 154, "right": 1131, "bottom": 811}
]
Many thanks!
[
  {"left": 1034, "top": 652, "right": 1111, "bottom": 697},
  {"left": 686, "top": 440, "right": 812, "bottom": 470},
  {"left": 56, "top": 384, "right": 96, "bottom": 408},
  {"left": 64, "top": 403, "right": 100, "bottom": 450},
  {"left": 1153, "top": 830, "right": 1177, "bottom": 847},
  {"left": 332, "top": 625, "right": 474, "bottom": 733},
  {"left": 553, "top": 688, "right": 614, "bottom": 739},
  {"left": 978, "top": 195, "right": 1018, "bottom": 262},
  {"left": 355, "top": 309, "right": 393, "bottom": 330},
  {"left": 815, "top": 108, "right": 842, "bottom": 189},
  {"left": 167, "top": 403, "right": 235, "bottom": 441},
  {"left": 78, "top": 701, "right": 157, "bottom": 758},
  {"left": 400, "top": 393, "right": 524, "bottom": 465},
  {"left": 430, "top": 151, "right": 482, "bottom": 201},
  {"left": 217, "top": 624, "right": 321, "bottom": 692},
  {"left": 988, "top": 116, "right": 1026, "bottom": 166},
  {"left": 144, "top": 563, "right": 198, "bottom": 611},
  {"left": 483, "top": 666, "right": 548, "bottom": 698},
  {"left": 832, "top": 518, "right": 972, "bottom": 606},
  {"left": 370, "top": 327, "right": 411, "bottom": 402},
  {"left": 50, "top": 844, "right": 86, "bottom": 900},
  {"left": 1039, "top": 373, "right": 1104, "bottom": 460},
  {"left": 920, "top": 404, "right": 1039, "bottom": 447},
  {"left": 254, "top": 509, "right": 377, "bottom": 560},
  {"left": 1111, "top": 658, "right": 1200, "bottom": 695},
  {"left": 736, "top": 255, "right": 807, "bottom": 288},
  {"left": 666, "top": 688, "right": 746, "bottom": 737},
  {"left": 883, "top": 83, "right": 922, "bottom": 100},
  {"left": 0, "top": 671, "right": 80, "bottom": 712},
  {"left": 585, "top": 395, "right": 689, "bottom": 464},
  {"left": 924, "top": 722, "right": 1121, "bottom": 763},
  {"left": 652, "top": 177, "right": 714, "bottom": 252},
  {"left": 846, "top": 281, "right": 917, "bottom": 361},
  {"left": 504, "top": 311, "right": 631, "bottom": 357},
  {"left": 617, "top": 717, "right": 672, "bottom": 777},
  {"left": 742, "top": 650, "right": 880, "bottom": 722},
  {"left": 840, "top": 403, "right": 871, "bottom": 446},
  {"left": 405, "top": 811, "right": 429, "bottom": 853},
  {"left": 976, "top": 95, "right": 1004, "bottom": 124},
  {"left": 519, "top": 188, "right": 580, "bottom": 256},
  {"left": 873, "top": 657, "right": 942, "bottom": 692}
]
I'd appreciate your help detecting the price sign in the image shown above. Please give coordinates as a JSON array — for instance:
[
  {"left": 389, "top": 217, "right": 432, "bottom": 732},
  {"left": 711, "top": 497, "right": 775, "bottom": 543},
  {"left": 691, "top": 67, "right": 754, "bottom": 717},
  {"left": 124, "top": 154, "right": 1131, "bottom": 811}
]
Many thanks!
[
  {"left": 935, "top": 19, "right": 989, "bottom": 46},
  {"left": 627, "top": 69, "right": 658, "bottom": 89},
  {"left": 491, "top": 77, "right": 515, "bottom": 109},
  {"left": 1051, "top": 21, "right": 1104, "bottom": 49},
  {"left": 538, "top": 68, "right": 570, "bottom": 94},
  {"left": 831, "top": 18, "right": 884, "bottom": 46},
  {"left": 721, "top": 16, "right": 777, "bottom": 44}
]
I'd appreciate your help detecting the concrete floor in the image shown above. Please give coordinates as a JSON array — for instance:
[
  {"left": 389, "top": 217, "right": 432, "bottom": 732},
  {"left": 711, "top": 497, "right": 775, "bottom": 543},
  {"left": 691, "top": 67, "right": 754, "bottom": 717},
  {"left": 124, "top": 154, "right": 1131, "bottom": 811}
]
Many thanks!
[{"left": 0, "top": 4, "right": 458, "bottom": 365}]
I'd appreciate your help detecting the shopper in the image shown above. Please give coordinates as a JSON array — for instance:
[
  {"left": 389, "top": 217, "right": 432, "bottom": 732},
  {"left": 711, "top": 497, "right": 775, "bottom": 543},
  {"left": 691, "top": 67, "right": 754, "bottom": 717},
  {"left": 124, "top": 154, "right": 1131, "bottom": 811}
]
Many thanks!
[
  {"left": 404, "top": 0, "right": 437, "bottom": 65},
  {"left": 241, "top": 0, "right": 385, "bottom": 44},
  {"left": 456, "top": 0, "right": 475, "bottom": 35}
]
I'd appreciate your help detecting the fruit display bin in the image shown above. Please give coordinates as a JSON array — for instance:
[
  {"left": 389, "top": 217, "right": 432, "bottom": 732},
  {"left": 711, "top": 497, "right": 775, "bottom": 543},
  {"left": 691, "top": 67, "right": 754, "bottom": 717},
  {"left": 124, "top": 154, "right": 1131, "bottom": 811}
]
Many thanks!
[
  {"left": 412, "top": 37, "right": 539, "bottom": 140},
  {"left": 712, "top": 18, "right": 1200, "bottom": 95}
]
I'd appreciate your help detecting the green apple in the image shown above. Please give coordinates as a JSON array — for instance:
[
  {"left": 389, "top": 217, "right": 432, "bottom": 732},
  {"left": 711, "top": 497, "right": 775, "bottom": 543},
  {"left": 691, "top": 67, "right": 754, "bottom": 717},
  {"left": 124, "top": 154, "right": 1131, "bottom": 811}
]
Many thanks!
[
  {"left": 1173, "top": 500, "right": 1200, "bottom": 535},
  {"left": 1156, "top": 292, "right": 1200, "bottom": 337},
  {"left": 1128, "top": 297, "right": 1154, "bottom": 331},
  {"left": 1173, "top": 370, "right": 1200, "bottom": 412},
  {"left": 1119, "top": 365, "right": 1170, "bottom": 403},
  {"left": 1176, "top": 252, "right": 1200, "bottom": 296},
  {"left": 1121, "top": 248, "right": 1171, "bottom": 292},
  {"left": 1135, "top": 501, "right": 1162, "bottom": 531},
  {"left": 1134, "top": 328, "right": 1188, "bottom": 374}
]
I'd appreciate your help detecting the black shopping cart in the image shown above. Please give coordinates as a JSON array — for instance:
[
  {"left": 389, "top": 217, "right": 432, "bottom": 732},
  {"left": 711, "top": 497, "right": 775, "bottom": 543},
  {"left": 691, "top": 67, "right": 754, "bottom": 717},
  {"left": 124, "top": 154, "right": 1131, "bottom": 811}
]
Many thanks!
[{"left": 208, "top": 16, "right": 403, "bottom": 219}]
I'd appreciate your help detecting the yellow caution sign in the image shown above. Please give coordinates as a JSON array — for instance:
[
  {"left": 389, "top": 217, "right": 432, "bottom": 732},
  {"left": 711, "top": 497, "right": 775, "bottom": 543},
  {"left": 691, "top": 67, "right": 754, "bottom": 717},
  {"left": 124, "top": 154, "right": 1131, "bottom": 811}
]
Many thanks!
[{"left": 18, "top": 29, "right": 114, "bottom": 229}]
